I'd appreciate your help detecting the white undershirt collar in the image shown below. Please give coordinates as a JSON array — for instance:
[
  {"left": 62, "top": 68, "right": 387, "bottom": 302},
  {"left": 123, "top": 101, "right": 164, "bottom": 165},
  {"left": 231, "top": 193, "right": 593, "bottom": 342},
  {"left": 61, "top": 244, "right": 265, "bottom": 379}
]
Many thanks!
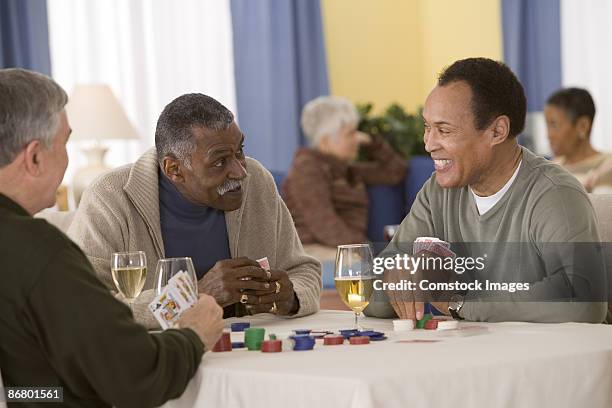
[{"left": 470, "top": 161, "right": 522, "bottom": 215}]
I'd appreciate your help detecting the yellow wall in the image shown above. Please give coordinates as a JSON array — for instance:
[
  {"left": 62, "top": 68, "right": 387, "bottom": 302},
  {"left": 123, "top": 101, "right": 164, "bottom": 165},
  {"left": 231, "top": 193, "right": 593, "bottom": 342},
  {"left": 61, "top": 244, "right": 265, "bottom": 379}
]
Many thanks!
[{"left": 321, "top": 0, "right": 503, "bottom": 113}]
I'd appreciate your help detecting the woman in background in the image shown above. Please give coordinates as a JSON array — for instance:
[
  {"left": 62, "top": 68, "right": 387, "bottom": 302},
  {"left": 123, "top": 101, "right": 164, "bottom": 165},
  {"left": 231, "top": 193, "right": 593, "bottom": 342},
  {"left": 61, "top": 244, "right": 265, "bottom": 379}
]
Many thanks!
[
  {"left": 544, "top": 87, "right": 612, "bottom": 192},
  {"left": 283, "top": 96, "right": 407, "bottom": 260}
]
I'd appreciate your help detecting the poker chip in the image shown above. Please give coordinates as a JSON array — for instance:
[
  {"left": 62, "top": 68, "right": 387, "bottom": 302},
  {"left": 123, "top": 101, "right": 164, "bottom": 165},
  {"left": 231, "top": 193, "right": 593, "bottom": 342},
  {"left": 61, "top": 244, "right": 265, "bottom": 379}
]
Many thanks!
[
  {"left": 212, "top": 332, "right": 232, "bottom": 352},
  {"left": 291, "top": 335, "right": 315, "bottom": 351},
  {"left": 310, "top": 330, "right": 333, "bottom": 339},
  {"left": 349, "top": 336, "right": 370, "bottom": 345},
  {"left": 358, "top": 330, "right": 385, "bottom": 339},
  {"left": 231, "top": 322, "right": 251, "bottom": 332},
  {"left": 393, "top": 319, "right": 415, "bottom": 332},
  {"left": 294, "top": 329, "right": 311, "bottom": 335},
  {"left": 369, "top": 335, "right": 388, "bottom": 341},
  {"left": 436, "top": 320, "right": 459, "bottom": 331},
  {"left": 261, "top": 339, "right": 282, "bottom": 353},
  {"left": 231, "top": 342, "right": 245, "bottom": 349},
  {"left": 416, "top": 314, "right": 432, "bottom": 329},
  {"left": 339, "top": 329, "right": 360, "bottom": 338},
  {"left": 245, "top": 328, "right": 266, "bottom": 351},
  {"left": 424, "top": 319, "right": 439, "bottom": 330},
  {"left": 323, "top": 335, "right": 344, "bottom": 345}
]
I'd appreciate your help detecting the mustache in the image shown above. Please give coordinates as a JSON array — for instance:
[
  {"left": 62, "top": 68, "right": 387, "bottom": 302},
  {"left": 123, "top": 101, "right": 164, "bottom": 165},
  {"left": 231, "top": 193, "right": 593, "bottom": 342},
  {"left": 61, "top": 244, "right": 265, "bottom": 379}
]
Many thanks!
[{"left": 217, "top": 179, "right": 242, "bottom": 196}]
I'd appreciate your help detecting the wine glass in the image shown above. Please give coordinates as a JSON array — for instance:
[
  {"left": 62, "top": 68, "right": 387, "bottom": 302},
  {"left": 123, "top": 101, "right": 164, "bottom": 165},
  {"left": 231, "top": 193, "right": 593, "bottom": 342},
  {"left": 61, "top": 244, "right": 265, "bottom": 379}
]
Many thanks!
[
  {"left": 335, "top": 244, "right": 374, "bottom": 330},
  {"left": 111, "top": 251, "right": 147, "bottom": 311},
  {"left": 153, "top": 257, "right": 198, "bottom": 297}
]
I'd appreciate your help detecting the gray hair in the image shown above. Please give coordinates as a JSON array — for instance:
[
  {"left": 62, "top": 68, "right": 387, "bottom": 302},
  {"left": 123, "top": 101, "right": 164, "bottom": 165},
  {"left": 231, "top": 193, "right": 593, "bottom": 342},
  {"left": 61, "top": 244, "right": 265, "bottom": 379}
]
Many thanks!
[
  {"left": 301, "top": 96, "right": 359, "bottom": 146},
  {"left": 155, "top": 93, "right": 234, "bottom": 169},
  {"left": 0, "top": 68, "right": 68, "bottom": 167}
]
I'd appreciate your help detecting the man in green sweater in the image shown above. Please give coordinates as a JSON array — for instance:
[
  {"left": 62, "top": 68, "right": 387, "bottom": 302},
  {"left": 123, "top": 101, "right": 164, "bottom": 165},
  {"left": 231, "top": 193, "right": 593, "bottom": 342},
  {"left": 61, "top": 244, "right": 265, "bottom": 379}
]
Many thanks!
[
  {"left": 0, "top": 69, "right": 224, "bottom": 407},
  {"left": 366, "top": 58, "right": 607, "bottom": 323}
]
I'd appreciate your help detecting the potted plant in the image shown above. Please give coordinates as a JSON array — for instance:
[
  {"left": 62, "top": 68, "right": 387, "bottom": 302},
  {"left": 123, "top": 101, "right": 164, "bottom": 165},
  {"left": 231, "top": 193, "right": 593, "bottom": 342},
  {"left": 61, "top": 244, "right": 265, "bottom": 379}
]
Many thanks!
[{"left": 356, "top": 103, "right": 427, "bottom": 160}]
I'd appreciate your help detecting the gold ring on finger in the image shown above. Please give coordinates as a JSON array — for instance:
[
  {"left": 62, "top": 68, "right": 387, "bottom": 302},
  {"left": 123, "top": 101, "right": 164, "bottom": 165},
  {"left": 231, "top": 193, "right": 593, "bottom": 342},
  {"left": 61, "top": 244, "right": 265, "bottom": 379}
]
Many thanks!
[{"left": 240, "top": 294, "right": 248, "bottom": 304}]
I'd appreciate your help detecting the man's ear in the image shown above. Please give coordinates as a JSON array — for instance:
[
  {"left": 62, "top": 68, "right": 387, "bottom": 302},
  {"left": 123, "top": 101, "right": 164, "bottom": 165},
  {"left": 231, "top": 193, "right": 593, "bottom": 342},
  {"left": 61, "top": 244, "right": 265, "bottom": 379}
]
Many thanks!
[
  {"left": 576, "top": 115, "right": 591, "bottom": 139},
  {"left": 162, "top": 156, "right": 185, "bottom": 183},
  {"left": 22, "top": 140, "right": 44, "bottom": 177},
  {"left": 490, "top": 115, "right": 511, "bottom": 146}
]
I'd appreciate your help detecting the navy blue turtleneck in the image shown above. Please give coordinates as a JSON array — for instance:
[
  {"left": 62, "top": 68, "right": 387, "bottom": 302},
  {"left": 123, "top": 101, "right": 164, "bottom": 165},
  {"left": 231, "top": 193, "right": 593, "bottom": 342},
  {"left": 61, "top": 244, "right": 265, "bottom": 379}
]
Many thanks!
[{"left": 158, "top": 169, "right": 231, "bottom": 279}]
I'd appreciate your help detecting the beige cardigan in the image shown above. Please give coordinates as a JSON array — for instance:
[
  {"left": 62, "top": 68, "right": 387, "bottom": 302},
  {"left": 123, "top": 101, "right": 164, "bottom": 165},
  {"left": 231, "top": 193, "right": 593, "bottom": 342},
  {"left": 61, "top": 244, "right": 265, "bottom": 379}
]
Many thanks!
[{"left": 68, "top": 148, "right": 321, "bottom": 328}]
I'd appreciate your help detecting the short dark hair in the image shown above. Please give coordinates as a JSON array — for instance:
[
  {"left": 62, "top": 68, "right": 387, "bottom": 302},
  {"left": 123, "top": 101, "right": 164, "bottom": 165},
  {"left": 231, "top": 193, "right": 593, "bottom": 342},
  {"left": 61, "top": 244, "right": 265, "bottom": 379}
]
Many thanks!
[
  {"left": 546, "top": 87, "right": 596, "bottom": 125},
  {"left": 438, "top": 57, "right": 526, "bottom": 137},
  {"left": 155, "top": 93, "right": 234, "bottom": 167}
]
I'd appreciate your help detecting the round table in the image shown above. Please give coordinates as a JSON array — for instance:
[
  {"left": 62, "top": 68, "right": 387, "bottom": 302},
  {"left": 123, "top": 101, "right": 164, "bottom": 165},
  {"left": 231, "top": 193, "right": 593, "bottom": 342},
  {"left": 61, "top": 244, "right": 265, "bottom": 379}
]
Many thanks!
[{"left": 162, "top": 310, "right": 612, "bottom": 408}]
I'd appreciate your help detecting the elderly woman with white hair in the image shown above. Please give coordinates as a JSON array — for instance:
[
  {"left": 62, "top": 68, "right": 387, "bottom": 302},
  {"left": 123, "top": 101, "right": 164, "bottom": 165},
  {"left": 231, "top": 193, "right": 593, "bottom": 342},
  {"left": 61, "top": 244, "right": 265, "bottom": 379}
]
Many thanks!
[{"left": 282, "top": 96, "right": 407, "bottom": 255}]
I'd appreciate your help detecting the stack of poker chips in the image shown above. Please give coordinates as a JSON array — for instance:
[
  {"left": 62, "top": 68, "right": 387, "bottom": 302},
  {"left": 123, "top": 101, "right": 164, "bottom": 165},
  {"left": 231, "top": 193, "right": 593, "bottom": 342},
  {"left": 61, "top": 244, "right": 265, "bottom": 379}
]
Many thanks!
[
  {"left": 261, "top": 335, "right": 283, "bottom": 353},
  {"left": 212, "top": 332, "right": 232, "bottom": 352},
  {"left": 290, "top": 334, "right": 316, "bottom": 351},
  {"left": 230, "top": 321, "right": 251, "bottom": 348},
  {"left": 393, "top": 319, "right": 415, "bottom": 332},
  {"left": 245, "top": 327, "right": 266, "bottom": 351},
  {"left": 323, "top": 334, "right": 344, "bottom": 345},
  {"left": 415, "top": 314, "right": 432, "bottom": 329}
]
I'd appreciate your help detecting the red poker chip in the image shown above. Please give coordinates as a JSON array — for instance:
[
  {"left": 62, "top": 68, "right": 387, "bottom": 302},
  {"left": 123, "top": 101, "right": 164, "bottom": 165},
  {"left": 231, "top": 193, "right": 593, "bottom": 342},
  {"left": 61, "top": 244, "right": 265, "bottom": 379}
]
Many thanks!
[
  {"left": 424, "top": 319, "right": 439, "bottom": 330},
  {"left": 261, "top": 340, "right": 282, "bottom": 353},
  {"left": 323, "top": 335, "right": 344, "bottom": 345},
  {"left": 212, "top": 332, "right": 232, "bottom": 352},
  {"left": 349, "top": 336, "right": 370, "bottom": 345}
]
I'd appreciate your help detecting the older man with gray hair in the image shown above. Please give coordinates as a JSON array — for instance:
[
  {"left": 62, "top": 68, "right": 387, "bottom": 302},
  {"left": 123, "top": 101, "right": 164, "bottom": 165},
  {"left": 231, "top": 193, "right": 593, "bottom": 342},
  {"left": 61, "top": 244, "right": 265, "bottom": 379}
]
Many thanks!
[
  {"left": 69, "top": 93, "right": 322, "bottom": 328},
  {"left": 0, "top": 69, "right": 224, "bottom": 407},
  {"left": 283, "top": 96, "right": 407, "bottom": 257}
]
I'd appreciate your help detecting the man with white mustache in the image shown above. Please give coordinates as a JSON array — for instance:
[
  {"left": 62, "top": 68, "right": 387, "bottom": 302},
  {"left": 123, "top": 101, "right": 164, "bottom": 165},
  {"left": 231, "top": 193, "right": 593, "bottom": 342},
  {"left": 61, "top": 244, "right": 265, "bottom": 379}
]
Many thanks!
[{"left": 69, "top": 93, "right": 321, "bottom": 327}]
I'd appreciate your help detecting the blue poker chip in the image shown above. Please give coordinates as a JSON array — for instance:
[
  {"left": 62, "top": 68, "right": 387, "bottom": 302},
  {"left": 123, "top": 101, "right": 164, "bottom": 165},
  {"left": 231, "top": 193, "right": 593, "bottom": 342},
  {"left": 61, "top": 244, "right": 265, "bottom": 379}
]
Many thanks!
[
  {"left": 368, "top": 336, "right": 387, "bottom": 341},
  {"left": 294, "top": 329, "right": 312, "bottom": 335},
  {"left": 291, "top": 335, "right": 315, "bottom": 351},
  {"left": 231, "top": 322, "right": 251, "bottom": 332},
  {"left": 358, "top": 331, "right": 385, "bottom": 338},
  {"left": 339, "top": 329, "right": 360, "bottom": 338},
  {"left": 231, "top": 342, "right": 245, "bottom": 348}
]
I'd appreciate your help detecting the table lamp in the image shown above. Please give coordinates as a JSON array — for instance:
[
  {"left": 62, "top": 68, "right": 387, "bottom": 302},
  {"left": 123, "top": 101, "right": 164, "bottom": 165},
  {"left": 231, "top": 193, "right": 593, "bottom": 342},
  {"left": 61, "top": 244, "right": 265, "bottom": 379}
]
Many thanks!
[{"left": 66, "top": 84, "right": 139, "bottom": 205}]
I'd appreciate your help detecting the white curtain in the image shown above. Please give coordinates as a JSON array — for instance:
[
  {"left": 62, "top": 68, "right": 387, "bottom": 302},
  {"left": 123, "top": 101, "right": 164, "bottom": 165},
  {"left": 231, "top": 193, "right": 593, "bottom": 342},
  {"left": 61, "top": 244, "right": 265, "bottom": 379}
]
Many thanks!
[
  {"left": 561, "top": 0, "right": 612, "bottom": 151},
  {"left": 46, "top": 0, "right": 237, "bottom": 186}
]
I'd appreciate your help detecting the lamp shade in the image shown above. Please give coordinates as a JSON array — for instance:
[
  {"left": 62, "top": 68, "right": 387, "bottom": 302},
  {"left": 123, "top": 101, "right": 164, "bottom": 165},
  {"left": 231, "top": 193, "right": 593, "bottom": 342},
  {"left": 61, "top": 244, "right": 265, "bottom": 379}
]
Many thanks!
[{"left": 66, "top": 84, "right": 139, "bottom": 141}]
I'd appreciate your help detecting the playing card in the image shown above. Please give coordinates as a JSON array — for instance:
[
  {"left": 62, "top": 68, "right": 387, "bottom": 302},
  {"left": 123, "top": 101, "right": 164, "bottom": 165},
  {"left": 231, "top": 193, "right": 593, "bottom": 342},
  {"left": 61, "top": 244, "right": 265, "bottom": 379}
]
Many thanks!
[
  {"left": 169, "top": 271, "right": 197, "bottom": 304},
  {"left": 149, "top": 290, "right": 186, "bottom": 330},
  {"left": 413, "top": 237, "right": 455, "bottom": 258},
  {"left": 256, "top": 257, "right": 270, "bottom": 271},
  {"left": 167, "top": 282, "right": 194, "bottom": 310}
]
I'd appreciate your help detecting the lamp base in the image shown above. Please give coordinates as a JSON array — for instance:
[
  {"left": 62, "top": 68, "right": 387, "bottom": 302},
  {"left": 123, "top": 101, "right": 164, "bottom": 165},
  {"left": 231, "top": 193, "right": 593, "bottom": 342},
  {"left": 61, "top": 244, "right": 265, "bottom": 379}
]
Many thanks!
[{"left": 73, "top": 145, "right": 111, "bottom": 206}]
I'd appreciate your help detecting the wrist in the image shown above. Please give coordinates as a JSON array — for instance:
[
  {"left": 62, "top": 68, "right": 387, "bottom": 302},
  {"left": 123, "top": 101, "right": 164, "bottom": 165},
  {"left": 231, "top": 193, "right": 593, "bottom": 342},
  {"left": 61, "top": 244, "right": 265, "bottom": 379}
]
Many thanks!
[{"left": 289, "top": 291, "right": 300, "bottom": 314}]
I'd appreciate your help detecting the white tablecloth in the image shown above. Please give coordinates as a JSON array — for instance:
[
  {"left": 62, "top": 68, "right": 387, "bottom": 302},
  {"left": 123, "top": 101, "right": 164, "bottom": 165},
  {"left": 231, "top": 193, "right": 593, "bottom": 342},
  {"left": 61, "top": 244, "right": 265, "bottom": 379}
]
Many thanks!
[{"left": 163, "top": 310, "right": 612, "bottom": 408}]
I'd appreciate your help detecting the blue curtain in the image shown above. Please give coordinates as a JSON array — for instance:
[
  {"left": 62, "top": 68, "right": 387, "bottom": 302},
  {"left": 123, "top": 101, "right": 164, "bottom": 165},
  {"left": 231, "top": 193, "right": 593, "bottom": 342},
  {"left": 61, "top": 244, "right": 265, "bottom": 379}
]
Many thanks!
[
  {"left": 0, "top": 0, "right": 51, "bottom": 75},
  {"left": 502, "top": 0, "right": 561, "bottom": 112},
  {"left": 230, "top": 0, "right": 330, "bottom": 172}
]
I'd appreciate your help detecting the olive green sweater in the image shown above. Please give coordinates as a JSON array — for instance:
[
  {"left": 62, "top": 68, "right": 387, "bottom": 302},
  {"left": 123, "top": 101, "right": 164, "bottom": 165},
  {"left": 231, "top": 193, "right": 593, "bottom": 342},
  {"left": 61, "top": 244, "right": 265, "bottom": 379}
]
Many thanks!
[{"left": 0, "top": 194, "right": 203, "bottom": 407}]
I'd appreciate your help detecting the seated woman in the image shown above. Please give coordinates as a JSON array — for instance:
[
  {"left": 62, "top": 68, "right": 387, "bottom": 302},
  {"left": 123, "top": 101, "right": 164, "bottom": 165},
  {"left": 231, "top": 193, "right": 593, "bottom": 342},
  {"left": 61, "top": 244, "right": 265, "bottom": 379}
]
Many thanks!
[
  {"left": 283, "top": 96, "right": 407, "bottom": 260},
  {"left": 544, "top": 87, "right": 612, "bottom": 192}
]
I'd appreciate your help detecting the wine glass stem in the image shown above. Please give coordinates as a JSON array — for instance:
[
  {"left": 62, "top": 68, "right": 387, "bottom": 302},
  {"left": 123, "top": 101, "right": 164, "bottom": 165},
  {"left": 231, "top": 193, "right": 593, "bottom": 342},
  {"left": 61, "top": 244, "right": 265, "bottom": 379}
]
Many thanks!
[{"left": 354, "top": 311, "right": 360, "bottom": 330}]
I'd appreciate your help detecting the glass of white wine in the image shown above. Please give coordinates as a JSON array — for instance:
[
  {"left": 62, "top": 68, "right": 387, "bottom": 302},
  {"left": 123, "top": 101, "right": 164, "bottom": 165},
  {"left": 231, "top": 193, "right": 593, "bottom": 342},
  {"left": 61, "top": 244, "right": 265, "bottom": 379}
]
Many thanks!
[
  {"left": 335, "top": 244, "right": 375, "bottom": 330},
  {"left": 153, "top": 257, "right": 198, "bottom": 296},
  {"left": 111, "top": 251, "right": 147, "bottom": 311}
]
